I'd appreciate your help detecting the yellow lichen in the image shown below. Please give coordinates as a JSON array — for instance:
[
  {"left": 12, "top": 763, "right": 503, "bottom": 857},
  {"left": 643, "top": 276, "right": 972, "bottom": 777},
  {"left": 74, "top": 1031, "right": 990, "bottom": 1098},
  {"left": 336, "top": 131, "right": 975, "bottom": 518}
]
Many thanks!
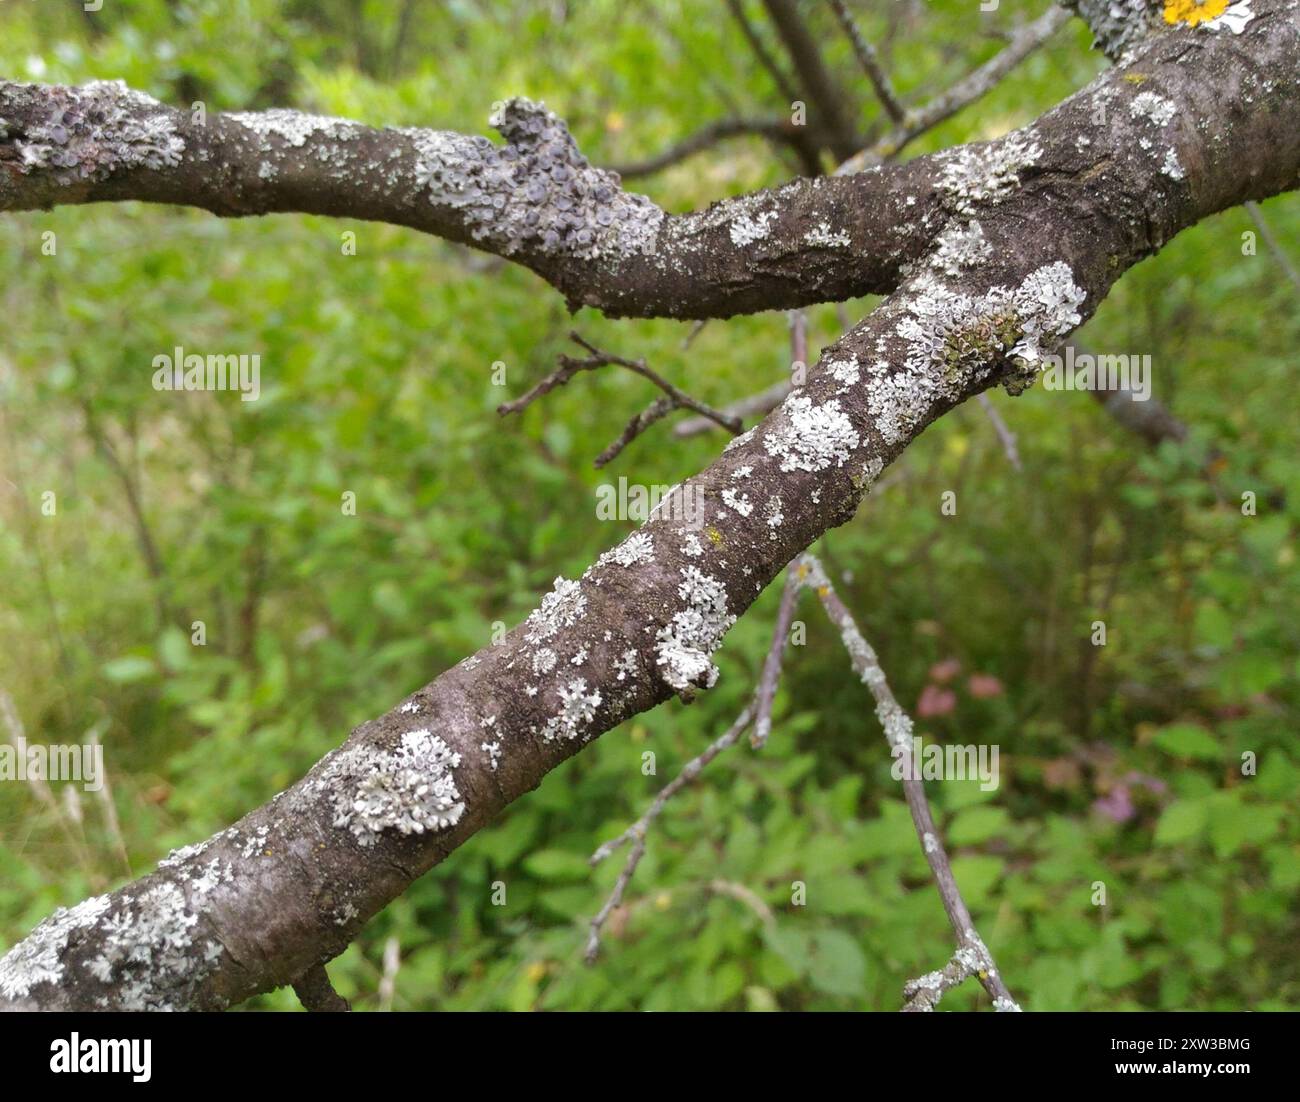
[{"left": 1163, "top": 0, "right": 1230, "bottom": 26}]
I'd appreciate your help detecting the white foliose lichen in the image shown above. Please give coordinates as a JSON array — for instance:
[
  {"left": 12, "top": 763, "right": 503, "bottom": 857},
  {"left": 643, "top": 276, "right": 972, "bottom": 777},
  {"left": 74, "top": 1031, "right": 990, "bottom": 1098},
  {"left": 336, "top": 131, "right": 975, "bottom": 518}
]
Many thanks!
[
  {"left": 597, "top": 531, "right": 654, "bottom": 568},
  {"left": 524, "top": 576, "right": 587, "bottom": 644},
  {"left": 329, "top": 728, "right": 465, "bottom": 846},
  {"left": 804, "top": 221, "right": 852, "bottom": 249},
  {"left": 929, "top": 220, "right": 992, "bottom": 276},
  {"left": 869, "top": 263, "right": 1086, "bottom": 444},
  {"left": 730, "top": 206, "right": 778, "bottom": 246},
  {"left": 407, "top": 98, "right": 663, "bottom": 260},
  {"left": 1204, "top": 1, "right": 1255, "bottom": 34},
  {"left": 227, "top": 109, "right": 359, "bottom": 148},
  {"left": 1161, "top": 147, "right": 1185, "bottom": 180},
  {"left": 938, "top": 131, "right": 1042, "bottom": 216},
  {"left": 826, "top": 355, "right": 861, "bottom": 391},
  {"left": 721, "top": 487, "right": 753, "bottom": 517},
  {"left": 8, "top": 79, "right": 184, "bottom": 185},
  {"left": 0, "top": 894, "right": 110, "bottom": 998},
  {"left": 1129, "top": 91, "right": 1176, "bottom": 128},
  {"left": 654, "top": 567, "right": 736, "bottom": 692},
  {"left": 614, "top": 649, "right": 639, "bottom": 681},
  {"left": 81, "top": 874, "right": 229, "bottom": 1010},
  {"left": 537, "top": 679, "right": 602, "bottom": 742},
  {"left": 763, "top": 395, "right": 860, "bottom": 473}
]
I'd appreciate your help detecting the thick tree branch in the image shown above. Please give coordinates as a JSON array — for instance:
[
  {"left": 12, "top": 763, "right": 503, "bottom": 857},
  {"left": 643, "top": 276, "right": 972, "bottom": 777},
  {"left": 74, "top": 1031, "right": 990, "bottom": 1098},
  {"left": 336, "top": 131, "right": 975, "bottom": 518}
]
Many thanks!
[{"left": 0, "top": 80, "right": 937, "bottom": 319}]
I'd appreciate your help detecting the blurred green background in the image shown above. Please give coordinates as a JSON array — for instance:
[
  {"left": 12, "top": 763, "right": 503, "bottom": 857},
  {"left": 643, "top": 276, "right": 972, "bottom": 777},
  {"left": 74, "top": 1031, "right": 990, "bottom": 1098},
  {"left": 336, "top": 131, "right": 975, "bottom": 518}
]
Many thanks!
[{"left": 0, "top": 0, "right": 1296, "bottom": 1011}]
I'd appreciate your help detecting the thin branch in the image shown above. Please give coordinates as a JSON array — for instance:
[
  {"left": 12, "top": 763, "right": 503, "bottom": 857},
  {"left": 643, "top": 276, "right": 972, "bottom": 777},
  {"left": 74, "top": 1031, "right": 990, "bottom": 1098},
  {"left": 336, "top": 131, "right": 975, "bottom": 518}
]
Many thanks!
[
  {"left": 838, "top": 6, "right": 1070, "bottom": 171},
  {"left": 827, "top": 0, "right": 906, "bottom": 124},
  {"left": 585, "top": 703, "right": 755, "bottom": 963},
  {"left": 607, "top": 116, "right": 809, "bottom": 179},
  {"left": 674, "top": 378, "right": 791, "bottom": 437},
  {"left": 752, "top": 564, "right": 804, "bottom": 748},
  {"left": 1244, "top": 200, "right": 1300, "bottom": 298},
  {"left": 761, "top": 0, "right": 860, "bottom": 160},
  {"left": 800, "top": 555, "right": 1020, "bottom": 1012},
  {"left": 292, "top": 963, "right": 350, "bottom": 1012},
  {"left": 594, "top": 396, "right": 676, "bottom": 468},
  {"left": 499, "top": 331, "right": 742, "bottom": 466},
  {"left": 976, "top": 392, "right": 1023, "bottom": 471},
  {"left": 724, "top": 0, "right": 803, "bottom": 108}
]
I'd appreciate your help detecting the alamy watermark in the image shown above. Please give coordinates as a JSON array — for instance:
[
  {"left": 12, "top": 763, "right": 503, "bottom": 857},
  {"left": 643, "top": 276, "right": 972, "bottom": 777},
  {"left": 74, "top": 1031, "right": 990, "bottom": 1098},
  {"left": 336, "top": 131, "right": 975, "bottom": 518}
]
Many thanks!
[
  {"left": 891, "top": 736, "right": 1000, "bottom": 792},
  {"left": 152, "top": 346, "right": 260, "bottom": 402},
  {"left": 595, "top": 478, "right": 706, "bottom": 529},
  {"left": 1, "top": 742, "right": 104, "bottom": 793},
  {"left": 1040, "top": 346, "right": 1151, "bottom": 402}
]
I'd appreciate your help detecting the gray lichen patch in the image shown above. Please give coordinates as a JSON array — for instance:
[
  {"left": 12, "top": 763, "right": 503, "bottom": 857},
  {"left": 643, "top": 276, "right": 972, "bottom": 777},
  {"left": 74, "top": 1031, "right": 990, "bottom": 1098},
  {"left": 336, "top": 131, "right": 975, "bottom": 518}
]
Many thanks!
[
  {"left": 536, "top": 678, "right": 603, "bottom": 742},
  {"left": 1064, "top": 0, "right": 1161, "bottom": 60},
  {"left": 654, "top": 566, "right": 737, "bottom": 692},
  {"left": 227, "top": 108, "right": 360, "bottom": 149},
  {"left": 763, "top": 394, "right": 860, "bottom": 473},
  {"left": 0, "top": 893, "right": 110, "bottom": 999},
  {"left": 83, "top": 878, "right": 228, "bottom": 1009},
  {"left": 869, "top": 263, "right": 1086, "bottom": 445},
  {"left": 1, "top": 79, "right": 184, "bottom": 185},
  {"left": 938, "top": 131, "right": 1043, "bottom": 217},
  {"left": 327, "top": 727, "right": 466, "bottom": 846},
  {"left": 407, "top": 97, "right": 663, "bottom": 260},
  {"left": 0, "top": 853, "right": 232, "bottom": 1010}
]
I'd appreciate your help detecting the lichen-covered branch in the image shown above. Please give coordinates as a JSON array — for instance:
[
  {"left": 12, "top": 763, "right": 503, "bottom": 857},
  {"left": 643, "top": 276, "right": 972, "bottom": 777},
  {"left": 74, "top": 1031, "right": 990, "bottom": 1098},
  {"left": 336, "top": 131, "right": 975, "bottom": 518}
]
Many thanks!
[
  {"left": 800, "top": 556, "right": 1018, "bottom": 1011},
  {"left": 0, "top": 79, "right": 939, "bottom": 320},
  {"left": 1, "top": 0, "right": 1297, "bottom": 1011}
]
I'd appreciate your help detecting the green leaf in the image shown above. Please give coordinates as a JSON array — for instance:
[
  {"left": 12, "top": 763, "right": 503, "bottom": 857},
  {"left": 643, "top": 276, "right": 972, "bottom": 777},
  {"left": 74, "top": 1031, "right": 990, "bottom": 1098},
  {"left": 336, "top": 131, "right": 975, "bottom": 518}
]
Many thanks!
[
  {"left": 1153, "top": 723, "right": 1221, "bottom": 762},
  {"left": 1154, "top": 799, "right": 1209, "bottom": 845},
  {"left": 806, "top": 929, "right": 867, "bottom": 998},
  {"left": 522, "top": 849, "right": 591, "bottom": 883},
  {"left": 102, "top": 655, "right": 157, "bottom": 683},
  {"left": 947, "top": 805, "right": 1010, "bottom": 845}
]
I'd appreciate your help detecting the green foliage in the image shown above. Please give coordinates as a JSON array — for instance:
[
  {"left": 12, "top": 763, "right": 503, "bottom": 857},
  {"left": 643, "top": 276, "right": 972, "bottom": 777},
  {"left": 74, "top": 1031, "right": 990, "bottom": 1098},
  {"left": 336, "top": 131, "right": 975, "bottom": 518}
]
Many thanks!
[{"left": 0, "top": 0, "right": 1296, "bottom": 1012}]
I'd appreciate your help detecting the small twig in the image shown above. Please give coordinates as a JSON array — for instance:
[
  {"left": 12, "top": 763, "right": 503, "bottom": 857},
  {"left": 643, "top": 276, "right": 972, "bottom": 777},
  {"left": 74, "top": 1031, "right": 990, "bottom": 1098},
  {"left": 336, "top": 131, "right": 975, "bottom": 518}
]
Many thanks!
[
  {"left": 607, "top": 117, "right": 808, "bottom": 179},
  {"left": 674, "top": 379, "right": 791, "bottom": 438},
  {"left": 976, "top": 392, "right": 1022, "bottom": 471},
  {"left": 800, "top": 555, "right": 1020, "bottom": 1012},
  {"left": 585, "top": 703, "right": 755, "bottom": 963},
  {"left": 681, "top": 319, "right": 709, "bottom": 350},
  {"left": 752, "top": 564, "right": 804, "bottom": 748},
  {"left": 292, "top": 962, "right": 350, "bottom": 1012},
  {"left": 828, "top": 0, "right": 906, "bottom": 124},
  {"left": 595, "top": 396, "right": 676, "bottom": 468},
  {"left": 377, "top": 935, "right": 401, "bottom": 1012},
  {"left": 674, "top": 310, "right": 804, "bottom": 439},
  {"left": 500, "top": 332, "right": 742, "bottom": 466},
  {"left": 87, "top": 724, "right": 131, "bottom": 878},
  {"left": 1244, "top": 200, "right": 1300, "bottom": 298},
  {"left": 789, "top": 308, "right": 808, "bottom": 369},
  {"left": 708, "top": 879, "right": 776, "bottom": 927},
  {"left": 837, "top": 7, "right": 1069, "bottom": 171},
  {"left": 725, "top": 0, "right": 803, "bottom": 108}
]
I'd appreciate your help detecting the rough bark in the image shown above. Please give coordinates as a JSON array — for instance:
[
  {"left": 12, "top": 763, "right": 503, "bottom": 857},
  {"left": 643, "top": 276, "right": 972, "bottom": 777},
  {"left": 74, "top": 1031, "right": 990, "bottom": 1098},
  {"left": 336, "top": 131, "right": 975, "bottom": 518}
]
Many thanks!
[{"left": 1, "top": 0, "right": 1297, "bottom": 1010}]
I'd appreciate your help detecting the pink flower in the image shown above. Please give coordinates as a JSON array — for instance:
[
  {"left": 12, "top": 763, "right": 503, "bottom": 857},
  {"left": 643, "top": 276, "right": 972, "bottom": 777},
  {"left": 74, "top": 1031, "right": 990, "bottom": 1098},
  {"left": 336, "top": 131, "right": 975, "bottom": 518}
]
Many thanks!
[
  {"left": 967, "top": 673, "right": 1004, "bottom": 699},
  {"left": 1093, "top": 786, "right": 1135, "bottom": 824},
  {"left": 916, "top": 683, "right": 957, "bottom": 718},
  {"left": 928, "top": 657, "right": 962, "bottom": 684}
]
